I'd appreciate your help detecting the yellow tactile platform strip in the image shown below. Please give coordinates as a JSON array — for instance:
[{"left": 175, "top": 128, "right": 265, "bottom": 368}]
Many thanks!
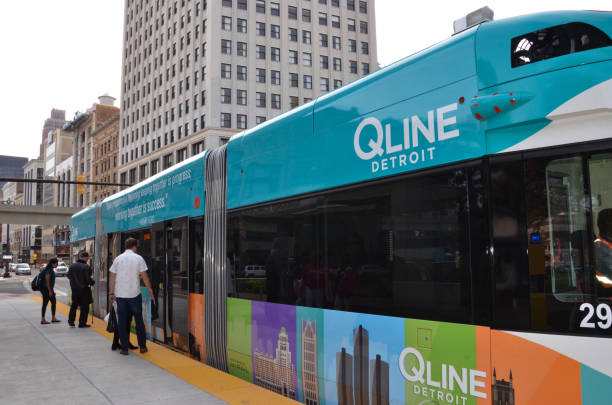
[{"left": 30, "top": 297, "right": 300, "bottom": 405}]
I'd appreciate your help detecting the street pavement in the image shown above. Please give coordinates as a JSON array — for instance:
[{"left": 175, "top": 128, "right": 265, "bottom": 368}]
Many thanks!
[{"left": 0, "top": 291, "right": 229, "bottom": 405}]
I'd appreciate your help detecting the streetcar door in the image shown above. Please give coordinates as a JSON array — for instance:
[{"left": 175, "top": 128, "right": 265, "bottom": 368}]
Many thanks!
[
  {"left": 151, "top": 221, "right": 169, "bottom": 342},
  {"left": 169, "top": 217, "right": 189, "bottom": 351}
]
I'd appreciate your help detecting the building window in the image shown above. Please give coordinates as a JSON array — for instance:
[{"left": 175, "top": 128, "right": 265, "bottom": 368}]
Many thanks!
[
  {"left": 237, "top": 18, "right": 247, "bottom": 33},
  {"left": 150, "top": 159, "right": 159, "bottom": 176},
  {"left": 256, "top": 0, "right": 265, "bottom": 13},
  {"left": 289, "top": 73, "right": 299, "bottom": 87},
  {"left": 163, "top": 154, "right": 173, "bottom": 169},
  {"left": 192, "top": 141, "right": 203, "bottom": 156},
  {"left": 302, "top": 8, "right": 311, "bottom": 23},
  {"left": 237, "top": 0, "right": 247, "bottom": 10},
  {"left": 237, "top": 114, "right": 247, "bottom": 129},
  {"left": 271, "top": 94, "right": 281, "bottom": 109},
  {"left": 320, "top": 33, "right": 328, "bottom": 47},
  {"left": 361, "top": 41, "right": 369, "bottom": 55},
  {"left": 319, "top": 12, "right": 327, "bottom": 25},
  {"left": 303, "top": 52, "right": 312, "bottom": 66},
  {"left": 222, "top": 0, "right": 232, "bottom": 7},
  {"left": 350, "top": 60, "right": 357, "bottom": 73},
  {"left": 333, "top": 57, "right": 341, "bottom": 71},
  {"left": 256, "top": 92, "right": 266, "bottom": 107},
  {"left": 256, "top": 45, "right": 266, "bottom": 59},
  {"left": 270, "top": 24, "right": 280, "bottom": 39},
  {"left": 362, "top": 62, "right": 370, "bottom": 74},
  {"left": 237, "top": 89, "right": 247, "bottom": 105},
  {"left": 234, "top": 41, "right": 247, "bottom": 57},
  {"left": 271, "top": 70, "right": 280, "bottom": 85},
  {"left": 331, "top": 15, "right": 340, "bottom": 28},
  {"left": 129, "top": 168, "right": 137, "bottom": 184},
  {"left": 256, "top": 22, "right": 266, "bottom": 36},
  {"left": 256, "top": 116, "right": 266, "bottom": 124},
  {"left": 221, "top": 63, "right": 231, "bottom": 78},
  {"left": 289, "top": 28, "right": 298, "bottom": 42},
  {"left": 271, "top": 47, "right": 280, "bottom": 61},
  {"left": 256, "top": 68, "right": 266, "bottom": 83},
  {"left": 221, "top": 113, "right": 232, "bottom": 128},
  {"left": 302, "top": 30, "right": 311, "bottom": 44},
  {"left": 349, "top": 39, "right": 357, "bottom": 52},
  {"left": 237, "top": 65, "right": 247, "bottom": 80},
  {"left": 347, "top": 0, "right": 355, "bottom": 11},
  {"left": 289, "top": 50, "right": 298, "bottom": 64},
  {"left": 221, "top": 87, "right": 232, "bottom": 104},
  {"left": 348, "top": 18, "right": 355, "bottom": 31},
  {"left": 304, "top": 75, "right": 312, "bottom": 89},
  {"left": 288, "top": 6, "right": 297, "bottom": 19},
  {"left": 359, "top": 1, "right": 367, "bottom": 13},
  {"left": 177, "top": 148, "right": 187, "bottom": 163},
  {"left": 332, "top": 0, "right": 339, "bottom": 6},
  {"left": 270, "top": 2, "right": 279, "bottom": 16},
  {"left": 320, "top": 77, "right": 329, "bottom": 91},
  {"left": 360, "top": 21, "right": 368, "bottom": 34},
  {"left": 320, "top": 55, "right": 329, "bottom": 69},
  {"left": 222, "top": 16, "right": 232, "bottom": 30},
  {"left": 221, "top": 39, "right": 232, "bottom": 54},
  {"left": 334, "top": 79, "right": 342, "bottom": 89},
  {"left": 290, "top": 96, "right": 299, "bottom": 109}
]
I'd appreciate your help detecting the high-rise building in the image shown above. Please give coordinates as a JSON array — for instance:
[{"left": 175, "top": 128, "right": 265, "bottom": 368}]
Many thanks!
[
  {"left": 353, "top": 325, "right": 369, "bottom": 405},
  {"left": 369, "top": 354, "right": 389, "bottom": 405},
  {"left": 301, "top": 320, "right": 319, "bottom": 405},
  {"left": 119, "top": 0, "right": 378, "bottom": 186},
  {"left": 40, "top": 109, "right": 66, "bottom": 159},
  {"left": 336, "top": 347, "right": 354, "bottom": 405},
  {"left": 0, "top": 155, "right": 28, "bottom": 188},
  {"left": 22, "top": 159, "right": 44, "bottom": 262},
  {"left": 92, "top": 112, "right": 120, "bottom": 202},
  {"left": 62, "top": 95, "right": 120, "bottom": 208}
]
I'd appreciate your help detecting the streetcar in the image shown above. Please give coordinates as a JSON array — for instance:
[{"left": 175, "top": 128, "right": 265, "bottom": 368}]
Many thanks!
[{"left": 71, "top": 10, "right": 612, "bottom": 405}]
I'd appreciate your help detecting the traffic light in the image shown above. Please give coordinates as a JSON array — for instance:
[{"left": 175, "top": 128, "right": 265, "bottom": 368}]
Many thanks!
[
  {"left": 33, "top": 253, "right": 38, "bottom": 261},
  {"left": 77, "top": 174, "right": 85, "bottom": 195}
]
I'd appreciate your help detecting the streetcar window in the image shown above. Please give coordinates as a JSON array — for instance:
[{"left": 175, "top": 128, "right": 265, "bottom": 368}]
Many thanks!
[
  {"left": 511, "top": 22, "right": 612, "bottom": 68},
  {"left": 589, "top": 154, "right": 612, "bottom": 304},
  {"left": 228, "top": 168, "right": 473, "bottom": 324}
]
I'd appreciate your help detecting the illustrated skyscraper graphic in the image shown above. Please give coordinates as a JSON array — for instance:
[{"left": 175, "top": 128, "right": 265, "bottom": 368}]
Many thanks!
[
  {"left": 336, "top": 325, "right": 390, "bottom": 405},
  {"left": 253, "top": 327, "right": 296, "bottom": 399},
  {"left": 492, "top": 369, "right": 515, "bottom": 405},
  {"left": 301, "top": 320, "right": 319, "bottom": 405},
  {"left": 370, "top": 355, "right": 389, "bottom": 405},
  {"left": 336, "top": 347, "right": 354, "bottom": 405},
  {"left": 353, "top": 325, "right": 370, "bottom": 405}
]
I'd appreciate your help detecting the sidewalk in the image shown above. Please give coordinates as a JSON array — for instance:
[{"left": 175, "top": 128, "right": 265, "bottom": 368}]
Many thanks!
[{"left": 0, "top": 295, "right": 235, "bottom": 405}]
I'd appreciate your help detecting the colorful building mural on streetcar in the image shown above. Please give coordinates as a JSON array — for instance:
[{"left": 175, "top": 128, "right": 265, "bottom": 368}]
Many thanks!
[{"left": 226, "top": 298, "right": 612, "bottom": 405}]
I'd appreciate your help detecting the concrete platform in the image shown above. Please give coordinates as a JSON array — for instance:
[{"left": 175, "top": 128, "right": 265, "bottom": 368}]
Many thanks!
[{"left": 0, "top": 292, "right": 300, "bottom": 405}]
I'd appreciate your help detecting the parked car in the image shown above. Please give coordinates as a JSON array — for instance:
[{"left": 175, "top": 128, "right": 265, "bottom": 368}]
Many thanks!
[
  {"left": 54, "top": 262, "right": 69, "bottom": 277},
  {"left": 243, "top": 265, "right": 266, "bottom": 278},
  {"left": 9, "top": 263, "right": 17, "bottom": 272},
  {"left": 15, "top": 263, "right": 31, "bottom": 275}
]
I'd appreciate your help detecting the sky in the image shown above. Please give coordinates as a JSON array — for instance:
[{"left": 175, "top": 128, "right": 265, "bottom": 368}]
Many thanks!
[{"left": 0, "top": 1, "right": 610, "bottom": 160}]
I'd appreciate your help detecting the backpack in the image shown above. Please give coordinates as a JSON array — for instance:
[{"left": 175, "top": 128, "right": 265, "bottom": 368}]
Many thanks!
[{"left": 31, "top": 270, "right": 45, "bottom": 291}]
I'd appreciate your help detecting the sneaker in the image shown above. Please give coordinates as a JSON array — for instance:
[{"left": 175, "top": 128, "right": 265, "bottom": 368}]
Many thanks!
[
  {"left": 78, "top": 324, "right": 91, "bottom": 328},
  {"left": 68, "top": 322, "right": 75, "bottom": 328}
]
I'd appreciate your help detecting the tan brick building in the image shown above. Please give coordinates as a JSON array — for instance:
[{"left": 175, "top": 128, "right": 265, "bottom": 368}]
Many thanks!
[{"left": 92, "top": 113, "right": 120, "bottom": 202}]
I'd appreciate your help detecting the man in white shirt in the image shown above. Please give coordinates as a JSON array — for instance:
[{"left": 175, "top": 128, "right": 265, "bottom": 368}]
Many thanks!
[{"left": 109, "top": 237, "right": 154, "bottom": 355}]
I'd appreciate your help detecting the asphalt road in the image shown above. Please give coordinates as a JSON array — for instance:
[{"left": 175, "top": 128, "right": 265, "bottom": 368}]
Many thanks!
[{"left": 0, "top": 269, "right": 70, "bottom": 305}]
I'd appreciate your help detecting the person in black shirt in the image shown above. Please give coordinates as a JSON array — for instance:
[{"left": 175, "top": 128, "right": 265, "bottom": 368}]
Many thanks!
[
  {"left": 40, "top": 258, "right": 60, "bottom": 325},
  {"left": 67, "top": 251, "right": 94, "bottom": 328}
]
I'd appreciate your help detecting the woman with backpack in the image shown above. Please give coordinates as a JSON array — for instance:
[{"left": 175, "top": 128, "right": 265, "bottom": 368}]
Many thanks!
[{"left": 40, "top": 258, "right": 60, "bottom": 325}]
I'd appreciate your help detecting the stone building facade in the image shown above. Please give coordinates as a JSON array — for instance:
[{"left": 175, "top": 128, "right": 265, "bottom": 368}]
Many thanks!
[{"left": 92, "top": 114, "right": 120, "bottom": 202}]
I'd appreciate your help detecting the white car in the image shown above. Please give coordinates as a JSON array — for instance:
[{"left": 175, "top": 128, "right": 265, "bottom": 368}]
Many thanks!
[
  {"left": 244, "top": 265, "right": 266, "bottom": 278},
  {"left": 15, "top": 263, "right": 31, "bottom": 275},
  {"left": 54, "top": 262, "right": 69, "bottom": 277},
  {"left": 9, "top": 263, "right": 17, "bottom": 272}
]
